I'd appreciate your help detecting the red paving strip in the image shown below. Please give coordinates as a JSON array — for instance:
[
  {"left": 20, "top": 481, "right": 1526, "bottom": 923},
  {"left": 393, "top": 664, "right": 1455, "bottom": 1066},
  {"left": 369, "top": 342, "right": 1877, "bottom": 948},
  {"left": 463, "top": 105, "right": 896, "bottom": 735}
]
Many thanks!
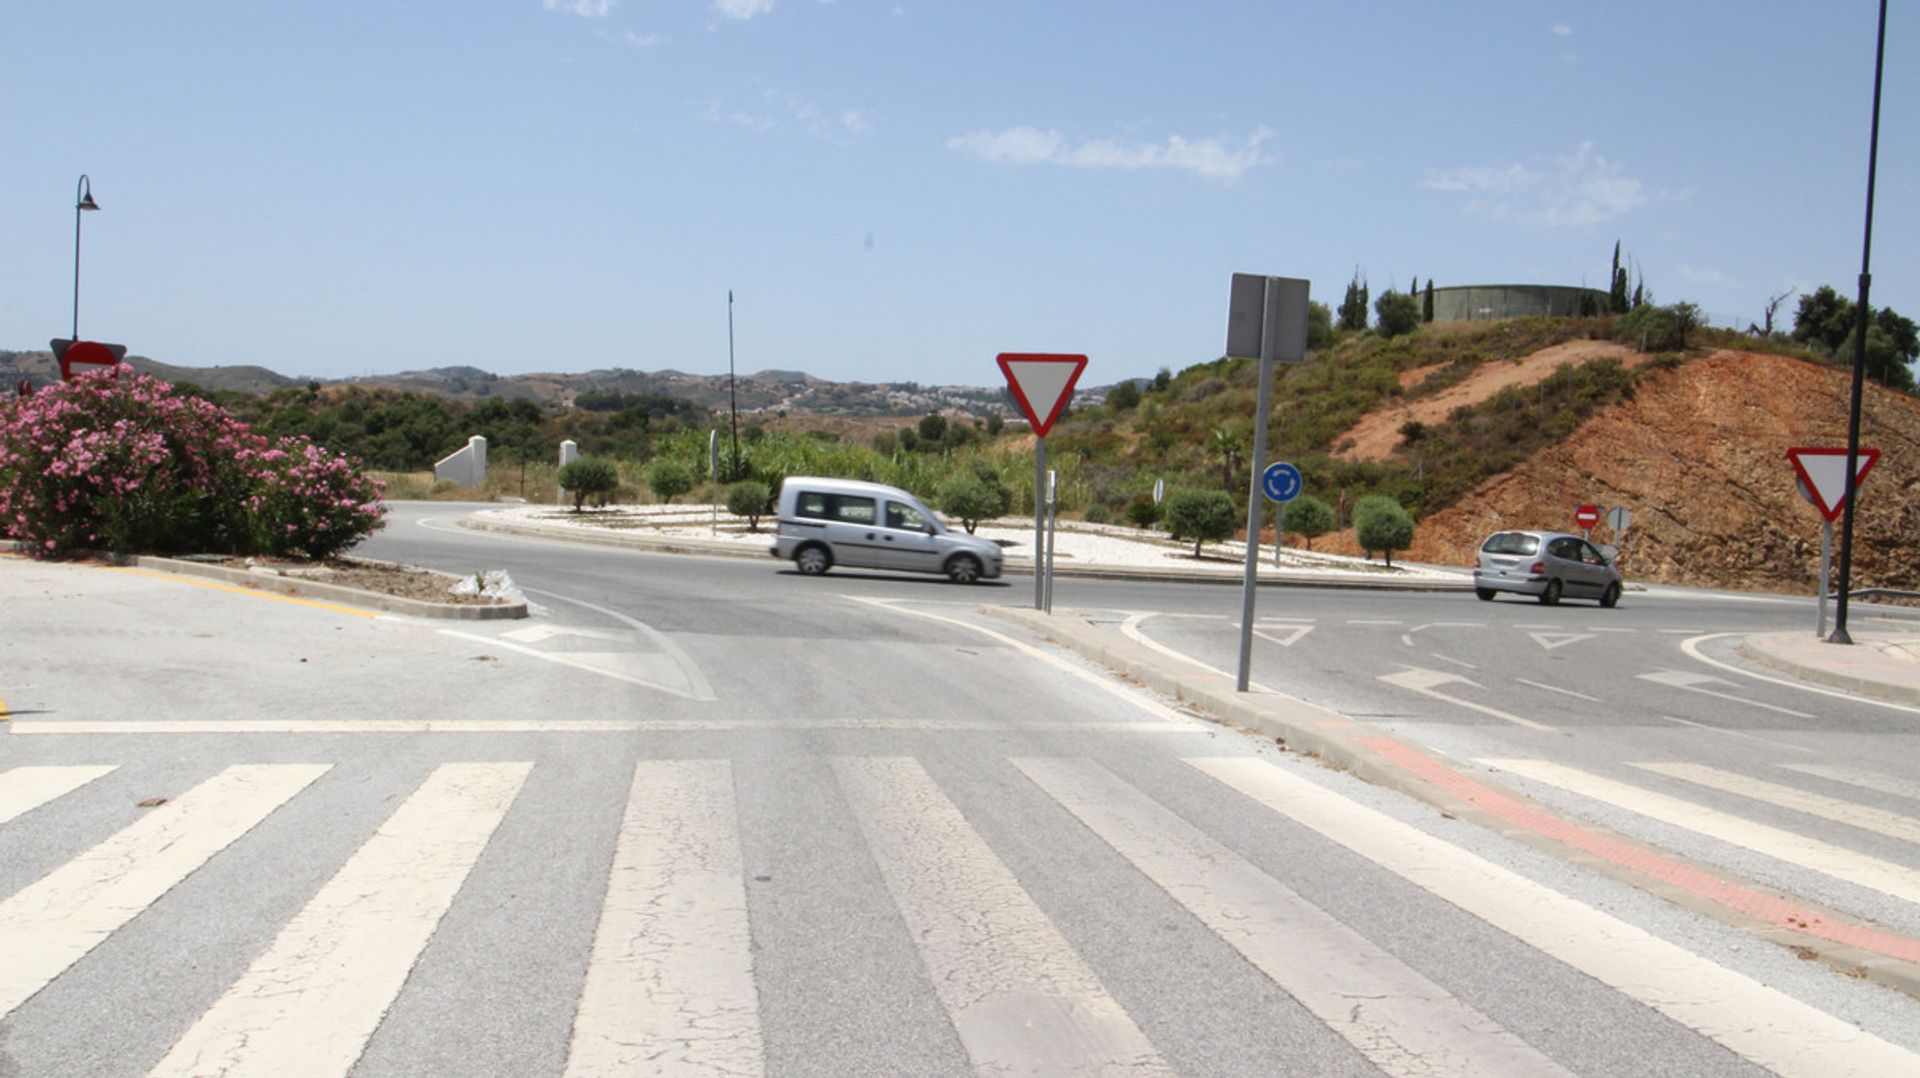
[{"left": 1360, "top": 735, "right": 1920, "bottom": 965}]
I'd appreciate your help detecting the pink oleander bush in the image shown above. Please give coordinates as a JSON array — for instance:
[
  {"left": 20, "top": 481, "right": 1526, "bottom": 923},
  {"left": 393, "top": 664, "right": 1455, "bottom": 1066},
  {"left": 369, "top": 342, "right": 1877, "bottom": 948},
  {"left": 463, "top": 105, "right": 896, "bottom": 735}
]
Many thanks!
[{"left": 0, "top": 369, "right": 386, "bottom": 559}]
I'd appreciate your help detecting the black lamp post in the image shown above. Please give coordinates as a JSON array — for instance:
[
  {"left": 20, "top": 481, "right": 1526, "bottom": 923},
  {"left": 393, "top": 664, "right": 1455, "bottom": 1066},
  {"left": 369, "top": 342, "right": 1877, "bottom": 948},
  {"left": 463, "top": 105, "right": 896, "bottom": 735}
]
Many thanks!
[{"left": 73, "top": 175, "right": 101, "bottom": 340}]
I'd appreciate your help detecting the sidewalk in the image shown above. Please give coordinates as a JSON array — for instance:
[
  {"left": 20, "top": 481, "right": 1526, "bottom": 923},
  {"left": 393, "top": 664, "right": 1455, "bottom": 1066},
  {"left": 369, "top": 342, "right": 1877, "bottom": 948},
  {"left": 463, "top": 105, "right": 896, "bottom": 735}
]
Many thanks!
[{"left": 1740, "top": 628, "right": 1920, "bottom": 706}]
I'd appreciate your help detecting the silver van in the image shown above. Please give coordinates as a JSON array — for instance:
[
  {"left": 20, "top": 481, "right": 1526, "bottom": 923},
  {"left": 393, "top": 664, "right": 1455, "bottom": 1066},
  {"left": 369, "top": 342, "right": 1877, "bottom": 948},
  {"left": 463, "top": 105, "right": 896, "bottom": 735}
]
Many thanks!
[
  {"left": 770, "top": 476, "right": 1004, "bottom": 584},
  {"left": 1473, "top": 529, "right": 1623, "bottom": 606}
]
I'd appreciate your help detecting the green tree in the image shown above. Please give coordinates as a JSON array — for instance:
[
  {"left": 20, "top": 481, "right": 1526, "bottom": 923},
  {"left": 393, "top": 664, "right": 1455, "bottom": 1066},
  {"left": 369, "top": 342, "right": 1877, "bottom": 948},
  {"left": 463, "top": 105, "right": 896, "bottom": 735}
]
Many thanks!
[
  {"left": 936, "top": 473, "right": 1012, "bottom": 534},
  {"left": 1422, "top": 279, "right": 1435, "bottom": 323},
  {"left": 1106, "top": 381, "right": 1142, "bottom": 411},
  {"left": 1164, "top": 489, "right": 1237, "bottom": 558},
  {"left": 1835, "top": 323, "right": 1918, "bottom": 393},
  {"left": 725, "top": 480, "right": 772, "bottom": 531},
  {"left": 1306, "top": 300, "right": 1336, "bottom": 351},
  {"left": 647, "top": 458, "right": 694, "bottom": 504},
  {"left": 918, "top": 413, "right": 948, "bottom": 444},
  {"left": 1374, "top": 290, "right": 1420, "bottom": 338},
  {"left": 557, "top": 458, "right": 619, "bottom": 513},
  {"left": 1281, "top": 493, "right": 1334, "bottom": 551},
  {"left": 1794, "top": 285, "right": 1854, "bottom": 350},
  {"left": 1150, "top": 367, "right": 1173, "bottom": 393},
  {"left": 1610, "top": 241, "right": 1629, "bottom": 314},
  {"left": 1353, "top": 494, "right": 1415, "bottom": 567},
  {"left": 1124, "top": 497, "right": 1162, "bottom": 530},
  {"left": 1338, "top": 269, "right": 1370, "bottom": 331},
  {"left": 985, "top": 414, "right": 1005, "bottom": 436}
]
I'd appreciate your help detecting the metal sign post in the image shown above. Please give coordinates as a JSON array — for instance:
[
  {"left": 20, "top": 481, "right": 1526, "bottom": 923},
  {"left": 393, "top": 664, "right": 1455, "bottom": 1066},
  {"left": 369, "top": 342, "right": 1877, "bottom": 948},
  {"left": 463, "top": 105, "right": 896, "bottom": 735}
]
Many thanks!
[
  {"left": 709, "top": 430, "right": 720, "bottom": 536},
  {"left": 1045, "top": 469, "right": 1058, "bottom": 614},
  {"left": 1819, "top": 519, "right": 1834, "bottom": 638},
  {"left": 1033, "top": 439, "right": 1047, "bottom": 610},
  {"left": 996, "top": 353, "right": 1088, "bottom": 614},
  {"left": 1227, "top": 274, "right": 1310, "bottom": 693}
]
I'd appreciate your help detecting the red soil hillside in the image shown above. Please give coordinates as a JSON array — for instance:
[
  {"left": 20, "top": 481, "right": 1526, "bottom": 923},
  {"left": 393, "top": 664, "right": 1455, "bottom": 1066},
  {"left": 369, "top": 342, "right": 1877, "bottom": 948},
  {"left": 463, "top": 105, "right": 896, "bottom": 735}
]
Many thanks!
[{"left": 1394, "top": 350, "right": 1920, "bottom": 593}]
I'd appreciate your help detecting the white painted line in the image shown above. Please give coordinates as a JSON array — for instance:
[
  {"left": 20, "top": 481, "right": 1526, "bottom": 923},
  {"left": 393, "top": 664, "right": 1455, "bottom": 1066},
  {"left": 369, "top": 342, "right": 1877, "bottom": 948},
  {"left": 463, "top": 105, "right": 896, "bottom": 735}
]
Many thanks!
[
  {"left": 1584, "top": 627, "right": 1637, "bottom": 633},
  {"left": 0, "top": 764, "right": 328, "bottom": 1017},
  {"left": 1349, "top": 619, "right": 1404, "bottom": 626},
  {"left": 522, "top": 587, "right": 717, "bottom": 701},
  {"left": 1429, "top": 652, "right": 1478, "bottom": 670},
  {"left": 1378, "top": 668, "right": 1555, "bottom": 733},
  {"left": 1658, "top": 629, "right": 1709, "bottom": 635},
  {"left": 1251, "top": 625, "right": 1314, "bottom": 648},
  {"left": 1400, "top": 634, "right": 1416, "bottom": 647},
  {"left": 1681, "top": 633, "right": 1920, "bottom": 716},
  {"left": 1122, "top": 613, "right": 1238, "bottom": 679},
  {"left": 0, "top": 765, "right": 117, "bottom": 825},
  {"left": 1637, "top": 670, "right": 1814, "bottom": 718},
  {"left": 566, "top": 760, "right": 761, "bottom": 1077},
  {"left": 834, "top": 757, "right": 1170, "bottom": 1075},
  {"left": 1783, "top": 764, "right": 1920, "bottom": 804},
  {"left": 1527, "top": 632, "right": 1594, "bottom": 651},
  {"left": 5, "top": 719, "right": 1206, "bottom": 735},
  {"left": 1633, "top": 762, "right": 1920, "bottom": 847},
  {"left": 1482, "top": 758, "right": 1920, "bottom": 905},
  {"left": 1649, "top": 715, "right": 1816, "bottom": 754},
  {"left": 1190, "top": 757, "right": 1920, "bottom": 1077},
  {"left": 1514, "top": 679, "right": 1599, "bottom": 702},
  {"left": 1015, "top": 758, "right": 1571, "bottom": 1077},
  {"left": 151, "top": 763, "right": 530, "bottom": 1078}
]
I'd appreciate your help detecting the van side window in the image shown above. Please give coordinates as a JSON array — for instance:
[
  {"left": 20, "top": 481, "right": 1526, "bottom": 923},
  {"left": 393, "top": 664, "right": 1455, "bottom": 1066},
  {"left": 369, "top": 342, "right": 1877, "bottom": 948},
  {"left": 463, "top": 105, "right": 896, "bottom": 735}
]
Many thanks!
[
  {"left": 829, "top": 495, "right": 876, "bottom": 524},
  {"left": 886, "top": 502, "right": 928, "bottom": 531},
  {"left": 797, "top": 492, "right": 830, "bottom": 519}
]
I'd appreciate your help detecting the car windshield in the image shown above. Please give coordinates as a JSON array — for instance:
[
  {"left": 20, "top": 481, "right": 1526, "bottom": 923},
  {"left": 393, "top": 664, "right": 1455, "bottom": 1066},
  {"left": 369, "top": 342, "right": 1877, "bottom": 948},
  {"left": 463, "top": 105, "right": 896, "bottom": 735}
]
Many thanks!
[{"left": 1481, "top": 532, "right": 1539, "bottom": 556}]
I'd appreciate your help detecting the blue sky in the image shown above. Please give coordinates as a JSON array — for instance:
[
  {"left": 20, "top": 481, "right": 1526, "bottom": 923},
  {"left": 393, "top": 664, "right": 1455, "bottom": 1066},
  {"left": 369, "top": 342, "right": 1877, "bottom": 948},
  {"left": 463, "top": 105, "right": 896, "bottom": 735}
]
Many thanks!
[{"left": 4, "top": 1, "right": 1913, "bottom": 387}]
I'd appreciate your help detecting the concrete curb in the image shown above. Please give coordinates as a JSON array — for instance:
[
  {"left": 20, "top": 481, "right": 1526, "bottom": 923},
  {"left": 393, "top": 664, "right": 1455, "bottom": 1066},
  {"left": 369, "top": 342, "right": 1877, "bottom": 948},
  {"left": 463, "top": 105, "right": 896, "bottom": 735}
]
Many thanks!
[
  {"left": 459, "top": 516, "right": 1476, "bottom": 592},
  {"left": 988, "top": 604, "right": 1920, "bottom": 1000},
  {"left": 1736, "top": 639, "right": 1920, "bottom": 707},
  {"left": 1, "top": 542, "right": 526, "bottom": 620}
]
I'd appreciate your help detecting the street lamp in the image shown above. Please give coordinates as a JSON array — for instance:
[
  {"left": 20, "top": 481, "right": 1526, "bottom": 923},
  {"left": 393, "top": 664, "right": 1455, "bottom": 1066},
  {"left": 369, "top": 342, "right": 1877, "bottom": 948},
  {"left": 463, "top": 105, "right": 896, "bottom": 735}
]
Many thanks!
[{"left": 73, "top": 174, "right": 100, "bottom": 340}]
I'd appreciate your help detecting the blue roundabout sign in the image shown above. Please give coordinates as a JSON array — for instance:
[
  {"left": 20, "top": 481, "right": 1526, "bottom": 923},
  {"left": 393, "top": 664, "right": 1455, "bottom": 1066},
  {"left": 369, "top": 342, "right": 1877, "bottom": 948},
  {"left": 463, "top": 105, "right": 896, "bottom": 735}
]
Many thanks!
[{"left": 1261, "top": 461, "right": 1303, "bottom": 503}]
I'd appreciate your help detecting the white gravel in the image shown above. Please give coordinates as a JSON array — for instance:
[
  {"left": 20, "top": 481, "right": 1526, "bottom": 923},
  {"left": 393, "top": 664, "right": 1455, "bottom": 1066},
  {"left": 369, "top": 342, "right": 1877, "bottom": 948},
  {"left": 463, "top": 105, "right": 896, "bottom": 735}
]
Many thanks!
[{"left": 471, "top": 503, "right": 1458, "bottom": 581}]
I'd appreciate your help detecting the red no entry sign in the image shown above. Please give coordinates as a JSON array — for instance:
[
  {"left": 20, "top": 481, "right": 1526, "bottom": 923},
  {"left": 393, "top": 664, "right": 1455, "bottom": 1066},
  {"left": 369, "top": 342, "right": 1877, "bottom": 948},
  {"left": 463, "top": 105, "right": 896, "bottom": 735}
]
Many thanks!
[{"left": 1574, "top": 504, "right": 1600, "bottom": 529}]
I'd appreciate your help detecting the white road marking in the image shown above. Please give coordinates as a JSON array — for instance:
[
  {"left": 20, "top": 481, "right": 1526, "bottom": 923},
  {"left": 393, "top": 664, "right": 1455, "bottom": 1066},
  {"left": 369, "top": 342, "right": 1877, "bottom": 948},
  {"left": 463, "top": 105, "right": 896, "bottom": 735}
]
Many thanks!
[
  {"left": 833, "top": 757, "right": 1170, "bottom": 1076},
  {"left": 1634, "top": 762, "right": 1920, "bottom": 847},
  {"left": 1191, "top": 757, "right": 1920, "bottom": 1078},
  {"left": 0, "top": 765, "right": 117, "bottom": 824},
  {"left": 856, "top": 599, "right": 1198, "bottom": 721},
  {"left": 501, "top": 623, "right": 628, "bottom": 644},
  {"left": 1482, "top": 758, "right": 1920, "bottom": 905},
  {"left": 1349, "top": 619, "right": 1404, "bottom": 626},
  {"left": 0, "top": 764, "right": 328, "bottom": 1017},
  {"left": 523, "top": 587, "right": 717, "bottom": 701},
  {"left": 1014, "top": 758, "right": 1572, "bottom": 1077},
  {"left": 566, "top": 760, "right": 761, "bottom": 1077},
  {"left": 1514, "top": 679, "right": 1599, "bottom": 702},
  {"left": 1527, "top": 632, "right": 1594, "bottom": 651},
  {"left": 1122, "top": 612, "right": 1240, "bottom": 679},
  {"left": 1783, "top": 764, "right": 1920, "bottom": 804},
  {"left": 1638, "top": 669, "right": 1814, "bottom": 718},
  {"left": 151, "top": 763, "right": 530, "bottom": 1078},
  {"left": 6, "top": 719, "right": 1207, "bottom": 735},
  {"left": 1252, "top": 625, "right": 1314, "bottom": 647},
  {"left": 1378, "top": 668, "right": 1555, "bottom": 732},
  {"left": 1647, "top": 715, "right": 1816, "bottom": 754},
  {"left": 1681, "top": 633, "right": 1920, "bottom": 716},
  {"left": 1429, "top": 652, "right": 1478, "bottom": 670}
]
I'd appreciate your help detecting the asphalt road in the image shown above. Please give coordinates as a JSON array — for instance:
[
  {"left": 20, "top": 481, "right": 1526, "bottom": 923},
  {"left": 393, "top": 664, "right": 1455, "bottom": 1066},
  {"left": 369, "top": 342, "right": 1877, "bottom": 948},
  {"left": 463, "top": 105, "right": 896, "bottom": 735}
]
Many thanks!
[{"left": 3, "top": 503, "right": 1918, "bottom": 1076}]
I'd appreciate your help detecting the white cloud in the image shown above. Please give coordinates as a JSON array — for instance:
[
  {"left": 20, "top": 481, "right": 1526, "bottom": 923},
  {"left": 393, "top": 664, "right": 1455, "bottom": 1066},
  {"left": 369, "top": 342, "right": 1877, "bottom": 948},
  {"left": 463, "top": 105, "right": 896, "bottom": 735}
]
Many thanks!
[
  {"left": 1426, "top": 142, "right": 1646, "bottom": 226},
  {"left": 1677, "top": 264, "right": 1744, "bottom": 290},
  {"left": 1553, "top": 23, "right": 1572, "bottom": 37},
  {"left": 544, "top": 0, "right": 613, "bottom": 16},
  {"left": 840, "top": 110, "right": 873, "bottom": 135},
  {"left": 698, "top": 91, "right": 873, "bottom": 141},
  {"left": 714, "top": 0, "right": 776, "bottom": 19},
  {"left": 946, "top": 125, "right": 1273, "bottom": 183}
]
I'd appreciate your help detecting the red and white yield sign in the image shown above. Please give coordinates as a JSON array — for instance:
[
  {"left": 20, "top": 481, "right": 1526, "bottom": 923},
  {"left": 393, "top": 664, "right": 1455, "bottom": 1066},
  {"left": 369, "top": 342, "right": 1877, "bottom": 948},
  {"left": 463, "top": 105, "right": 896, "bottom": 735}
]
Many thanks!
[
  {"left": 1574, "top": 503, "right": 1601, "bottom": 529},
  {"left": 1788, "top": 445, "right": 1880, "bottom": 522},
  {"left": 996, "top": 353, "right": 1087, "bottom": 438}
]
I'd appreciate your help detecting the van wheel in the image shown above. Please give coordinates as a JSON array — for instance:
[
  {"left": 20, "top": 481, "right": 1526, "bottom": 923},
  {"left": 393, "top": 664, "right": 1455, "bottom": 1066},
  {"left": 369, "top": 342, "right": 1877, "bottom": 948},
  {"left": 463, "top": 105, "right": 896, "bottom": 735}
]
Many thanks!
[
  {"left": 1475, "top": 588, "right": 1496, "bottom": 602},
  {"left": 1600, "top": 582, "right": 1621, "bottom": 608},
  {"left": 945, "top": 554, "right": 983, "bottom": 584},
  {"left": 1538, "top": 580, "right": 1562, "bottom": 605},
  {"left": 795, "top": 546, "right": 831, "bottom": 576}
]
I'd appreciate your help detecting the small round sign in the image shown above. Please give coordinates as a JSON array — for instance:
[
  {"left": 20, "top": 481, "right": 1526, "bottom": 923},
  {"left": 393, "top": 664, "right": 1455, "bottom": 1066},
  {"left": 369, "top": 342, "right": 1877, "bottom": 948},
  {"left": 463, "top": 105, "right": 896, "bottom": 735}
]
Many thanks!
[
  {"left": 1262, "top": 461, "right": 1303, "bottom": 503},
  {"left": 1575, "top": 503, "right": 1601, "bottom": 529}
]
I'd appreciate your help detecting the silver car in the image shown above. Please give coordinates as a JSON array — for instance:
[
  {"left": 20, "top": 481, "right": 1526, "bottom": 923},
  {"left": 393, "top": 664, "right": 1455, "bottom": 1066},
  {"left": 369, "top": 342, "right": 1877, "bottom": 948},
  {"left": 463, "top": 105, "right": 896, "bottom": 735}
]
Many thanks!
[
  {"left": 1473, "top": 530, "right": 1623, "bottom": 607},
  {"left": 770, "top": 476, "right": 1004, "bottom": 584}
]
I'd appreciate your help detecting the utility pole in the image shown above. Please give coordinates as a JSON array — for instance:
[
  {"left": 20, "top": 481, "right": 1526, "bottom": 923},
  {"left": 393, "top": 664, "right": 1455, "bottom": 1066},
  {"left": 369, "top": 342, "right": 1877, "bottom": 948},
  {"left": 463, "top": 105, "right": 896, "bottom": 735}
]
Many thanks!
[
  {"left": 1831, "top": 0, "right": 1888, "bottom": 646},
  {"left": 727, "top": 289, "right": 740, "bottom": 477}
]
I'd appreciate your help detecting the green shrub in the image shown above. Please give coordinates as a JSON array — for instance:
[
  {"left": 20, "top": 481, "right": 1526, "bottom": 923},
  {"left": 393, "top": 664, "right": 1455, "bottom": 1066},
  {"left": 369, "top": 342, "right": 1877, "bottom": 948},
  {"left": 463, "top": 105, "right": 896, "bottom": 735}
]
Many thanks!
[
  {"left": 1353, "top": 494, "right": 1415, "bottom": 567},
  {"left": 1164, "top": 489, "right": 1236, "bottom": 557},
  {"left": 647, "top": 458, "right": 694, "bottom": 504},
  {"left": 1124, "top": 498, "right": 1162, "bottom": 529},
  {"left": 1374, "top": 291, "right": 1420, "bottom": 338},
  {"left": 937, "top": 472, "right": 1012, "bottom": 534},
  {"left": 1281, "top": 493, "right": 1334, "bottom": 550},
  {"left": 725, "top": 480, "right": 771, "bottom": 531},
  {"left": 557, "top": 458, "right": 620, "bottom": 512},
  {"left": 1083, "top": 503, "right": 1111, "bottom": 524}
]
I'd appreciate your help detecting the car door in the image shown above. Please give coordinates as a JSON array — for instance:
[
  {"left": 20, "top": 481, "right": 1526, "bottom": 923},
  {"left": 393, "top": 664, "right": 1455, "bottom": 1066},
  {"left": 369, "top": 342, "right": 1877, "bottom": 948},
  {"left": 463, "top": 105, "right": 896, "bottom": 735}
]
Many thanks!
[
  {"left": 821, "top": 493, "right": 886, "bottom": 569},
  {"left": 1547, "top": 537, "right": 1600, "bottom": 597},
  {"left": 875, "top": 497, "right": 943, "bottom": 574}
]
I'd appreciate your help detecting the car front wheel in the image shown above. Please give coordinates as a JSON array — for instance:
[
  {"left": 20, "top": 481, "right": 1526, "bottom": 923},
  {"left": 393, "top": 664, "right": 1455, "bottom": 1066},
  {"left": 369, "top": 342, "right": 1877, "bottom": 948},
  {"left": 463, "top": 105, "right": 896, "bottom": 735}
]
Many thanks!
[
  {"left": 795, "top": 546, "right": 831, "bottom": 576},
  {"left": 1600, "top": 582, "right": 1621, "bottom": 608},
  {"left": 1538, "top": 579, "right": 1562, "bottom": 605},
  {"left": 1475, "top": 587, "right": 1496, "bottom": 602},
  {"left": 945, "top": 554, "right": 983, "bottom": 584}
]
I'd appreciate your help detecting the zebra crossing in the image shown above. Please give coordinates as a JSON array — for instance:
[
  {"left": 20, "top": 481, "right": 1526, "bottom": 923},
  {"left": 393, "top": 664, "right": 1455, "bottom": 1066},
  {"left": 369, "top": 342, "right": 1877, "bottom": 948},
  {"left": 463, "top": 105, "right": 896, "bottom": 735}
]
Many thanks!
[{"left": 3, "top": 754, "right": 1918, "bottom": 1076}]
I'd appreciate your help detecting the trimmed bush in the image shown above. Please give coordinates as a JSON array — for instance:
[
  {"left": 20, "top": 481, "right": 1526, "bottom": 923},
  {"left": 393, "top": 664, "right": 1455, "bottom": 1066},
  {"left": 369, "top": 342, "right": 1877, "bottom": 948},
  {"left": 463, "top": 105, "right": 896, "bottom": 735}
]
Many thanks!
[
  {"left": 647, "top": 458, "right": 694, "bottom": 503},
  {"left": 937, "top": 472, "right": 1012, "bottom": 534},
  {"left": 725, "top": 480, "right": 771, "bottom": 531},
  {"left": 0, "top": 370, "right": 384, "bottom": 559},
  {"left": 1281, "top": 493, "right": 1334, "bottom": 550},
  {"left": 557, "top": 457, "right": 620, "bottom": 512},
  {"left": 1164, "top": 489, "right": 1236, "bottom": 557},
  {"left": 1353, "top": 493, "right": 1415, "bottom": 567}
]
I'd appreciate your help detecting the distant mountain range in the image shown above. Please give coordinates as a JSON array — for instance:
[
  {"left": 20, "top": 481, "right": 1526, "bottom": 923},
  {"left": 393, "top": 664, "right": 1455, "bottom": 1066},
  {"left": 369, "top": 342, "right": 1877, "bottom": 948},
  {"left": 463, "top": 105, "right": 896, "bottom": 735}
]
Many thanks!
[{"left": 0, "top": 349, "right": 1119, "bottom": 417}]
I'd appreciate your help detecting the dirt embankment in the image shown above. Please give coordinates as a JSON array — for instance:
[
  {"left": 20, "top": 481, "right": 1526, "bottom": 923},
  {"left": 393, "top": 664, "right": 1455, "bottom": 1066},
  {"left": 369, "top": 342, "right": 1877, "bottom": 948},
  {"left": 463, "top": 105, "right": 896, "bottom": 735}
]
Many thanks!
[
  {"left": 1337, "top": 340, "right": 1646, "bottom": 462},
  {"left": 1321, "top": 350, "right": 1920, "bottom": 593}
]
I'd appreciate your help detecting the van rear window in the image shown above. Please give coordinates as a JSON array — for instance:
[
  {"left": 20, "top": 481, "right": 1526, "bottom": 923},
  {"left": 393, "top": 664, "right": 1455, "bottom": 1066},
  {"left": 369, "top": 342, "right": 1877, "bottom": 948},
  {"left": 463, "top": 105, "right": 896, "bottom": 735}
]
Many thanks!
[
  {"left": 797, "top": 492, "right": 877, "bottom": 525},
  {"left": 1480, "top": 532, "right": 1540, "bottom": 556}
]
